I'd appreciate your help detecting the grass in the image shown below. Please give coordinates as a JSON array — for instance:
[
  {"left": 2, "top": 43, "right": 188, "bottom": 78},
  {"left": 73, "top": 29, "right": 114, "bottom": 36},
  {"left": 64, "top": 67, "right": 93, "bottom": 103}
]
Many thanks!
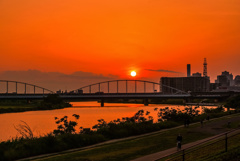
[
  {"left": 157, "top": 128, "right": 240, "bottom": 160},
  {"left": 0, "top": 105, "right": 34, "bottom": 109},
  {"left": 0, "top": 104, "right": 38, "bottom": 113},
  {"left": 30, "top": 114, "right": 240, "bottom": 161},
  {"left": 0, "top": 102, "right": 71, "bottom": 114},
  {"left": 33, "top": 129, "right": 211, "bottom": 161},
  {"left": 186, "top": 133, "right": 240, "bottom": 161},
  {"left": 0, "top": 95, "right": 72, "bottom": 114},
  {"left": 205, "top": 145, "right": 240, "bottom": 161}
]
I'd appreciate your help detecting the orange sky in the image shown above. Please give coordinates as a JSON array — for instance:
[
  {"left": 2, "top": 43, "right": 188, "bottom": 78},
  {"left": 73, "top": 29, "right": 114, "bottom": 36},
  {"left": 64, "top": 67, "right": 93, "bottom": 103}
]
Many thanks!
[{"left": 1, "top": 0, "right": 240, "bottom": 82}]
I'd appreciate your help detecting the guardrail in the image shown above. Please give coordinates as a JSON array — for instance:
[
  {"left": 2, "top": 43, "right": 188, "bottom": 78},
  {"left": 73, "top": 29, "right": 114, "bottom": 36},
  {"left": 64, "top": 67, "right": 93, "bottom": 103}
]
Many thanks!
[{"left": 158, "top": 128, "right": 240, "bottom": 161}]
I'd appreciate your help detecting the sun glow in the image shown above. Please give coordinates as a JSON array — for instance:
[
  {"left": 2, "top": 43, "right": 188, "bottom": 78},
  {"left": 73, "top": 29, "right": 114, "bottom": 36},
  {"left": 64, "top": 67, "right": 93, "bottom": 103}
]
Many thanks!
[{"left": 131, "top": 71, "right": 136, "bottom": 77}]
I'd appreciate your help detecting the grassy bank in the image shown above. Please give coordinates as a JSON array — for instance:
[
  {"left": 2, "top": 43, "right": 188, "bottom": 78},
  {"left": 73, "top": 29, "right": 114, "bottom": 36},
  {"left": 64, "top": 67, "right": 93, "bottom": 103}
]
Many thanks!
[
  {"left": 0, "top": 121, "right": 181, "bottom": 161},
  {"left": 205, "top": 146, "right": 240, "bottom": 161},
  {"left": 0, "top": 100, "right": 40, "bottom": 113},
  {"left": 158, "top": 127, "right": 240, "bottom": 160},
  {"left": 0, "top": 94, "right": 72, "bottom": 114},
  {"left": 1, "top": 106, "right": 239, "bottom": 161},
  {"left": 29, "top": 113, "right": 240, "bottom": 161},
  {"left": 0, "top": 103, "right": 71, "bottom": 114}
]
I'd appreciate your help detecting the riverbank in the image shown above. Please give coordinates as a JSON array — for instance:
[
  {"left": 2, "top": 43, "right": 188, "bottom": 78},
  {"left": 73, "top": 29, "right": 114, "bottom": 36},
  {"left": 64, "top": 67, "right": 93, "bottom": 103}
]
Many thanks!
[
  {"left": 21, "top": 113, "right": 240, "bottom": 161},
  {"left": 105, "top": 98, "right": 222, "bottom": 106},
  {"left": 185, "top": 103, "right": 219, "bottom": 106},
  {"left": 0, "top": 106, "right": 239, "bottom": 161},
  {"left": 0, "top": 103, "right": 207, "bottom": 142},
  {"left": 0, "top": 95, "right": 72, "bottom": 114},
  {"left": 0, "top": 103, "right": 72, "bottom": 114}
]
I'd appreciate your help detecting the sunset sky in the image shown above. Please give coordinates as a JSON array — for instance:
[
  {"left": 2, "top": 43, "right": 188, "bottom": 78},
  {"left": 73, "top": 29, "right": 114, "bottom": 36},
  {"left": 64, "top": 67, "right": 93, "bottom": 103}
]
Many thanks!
[{"left": 1, "top": 0, "right": 240, "bottom": 90}]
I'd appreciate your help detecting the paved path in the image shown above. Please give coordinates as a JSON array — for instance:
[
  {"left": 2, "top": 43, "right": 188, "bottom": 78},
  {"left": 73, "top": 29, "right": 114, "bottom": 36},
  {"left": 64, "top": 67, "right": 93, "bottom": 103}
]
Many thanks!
[{"left": 131, "top": 128, "right": 240, "bottom": 161}]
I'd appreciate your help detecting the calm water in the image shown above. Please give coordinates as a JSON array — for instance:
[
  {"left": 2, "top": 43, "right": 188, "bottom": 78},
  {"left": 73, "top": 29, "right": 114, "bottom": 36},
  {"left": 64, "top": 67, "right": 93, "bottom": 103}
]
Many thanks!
[{"left": 0, "top": 102, "right": 214, "bottom": 142}]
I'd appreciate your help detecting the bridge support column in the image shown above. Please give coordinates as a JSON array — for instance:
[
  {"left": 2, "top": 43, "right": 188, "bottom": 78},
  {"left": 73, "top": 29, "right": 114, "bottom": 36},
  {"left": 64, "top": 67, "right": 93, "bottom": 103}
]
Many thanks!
[
  {"left": 144, "top": 98, "right": 149, "bottom": 106},
  {"left": 101, "top": 99, "right": 104, "bottom": 107}
]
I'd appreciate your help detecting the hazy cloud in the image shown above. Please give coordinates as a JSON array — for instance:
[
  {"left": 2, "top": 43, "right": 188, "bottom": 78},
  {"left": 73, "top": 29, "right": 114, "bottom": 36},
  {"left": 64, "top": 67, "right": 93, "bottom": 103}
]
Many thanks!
[
  {"left": 0, "top": 70, "right": 119, "bottom": 92},
  {"left": 145, "top": 69, "right": 182, "bottom": 74}
]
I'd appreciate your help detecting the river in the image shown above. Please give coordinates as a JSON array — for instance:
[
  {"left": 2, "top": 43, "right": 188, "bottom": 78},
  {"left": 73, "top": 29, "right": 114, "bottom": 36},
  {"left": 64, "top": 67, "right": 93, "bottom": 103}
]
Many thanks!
[{"left": 0, "top": 102, "right": 216, "bottom": 142}]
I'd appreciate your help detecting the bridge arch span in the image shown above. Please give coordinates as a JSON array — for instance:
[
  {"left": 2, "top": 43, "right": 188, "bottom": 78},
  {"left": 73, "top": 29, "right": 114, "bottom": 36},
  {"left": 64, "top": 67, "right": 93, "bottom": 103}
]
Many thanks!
[
  {"left": 0, "top": 80, "right": 54, "bottom": 94},
  {"left": 72, "top": 80, "right": 188, "bottom": 95}
]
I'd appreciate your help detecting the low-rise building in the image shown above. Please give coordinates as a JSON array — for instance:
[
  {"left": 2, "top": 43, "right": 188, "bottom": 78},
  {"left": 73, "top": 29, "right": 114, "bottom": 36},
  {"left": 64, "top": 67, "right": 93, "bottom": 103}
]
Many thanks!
[{"left": 160, "top": 77, "right": 210, "bottom": 93}]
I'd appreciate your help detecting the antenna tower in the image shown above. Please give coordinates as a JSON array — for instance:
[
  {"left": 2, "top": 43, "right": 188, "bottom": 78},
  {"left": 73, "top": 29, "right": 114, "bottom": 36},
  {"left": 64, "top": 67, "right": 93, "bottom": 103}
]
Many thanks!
[{"left": 203, "top": 58, "right": 207, "bottom": 77}]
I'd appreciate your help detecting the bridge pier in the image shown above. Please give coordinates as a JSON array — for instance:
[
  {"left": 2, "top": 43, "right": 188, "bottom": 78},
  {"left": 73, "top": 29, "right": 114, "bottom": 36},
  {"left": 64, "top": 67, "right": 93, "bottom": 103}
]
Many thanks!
[
  {"left": 144, "top": 98, "right": 149, "bottom": 106},
  {"left": 101, "top": 99, "right": 104, "bottom": 107}
]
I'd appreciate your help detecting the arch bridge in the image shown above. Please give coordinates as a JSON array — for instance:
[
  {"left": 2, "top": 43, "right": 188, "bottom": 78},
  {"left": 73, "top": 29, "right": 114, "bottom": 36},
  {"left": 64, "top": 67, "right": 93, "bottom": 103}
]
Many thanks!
[
  {"left": 0, "top": 79, "right": 231, "bottom": 106},
  {"left": 72, "top": 80, "right": 188, "bottom": 95},
  {"left": 66, "top": 80, "right": 191, "bottom": 106},
  {"left": 0, "top": 79, "right": 192, "bottom": 105},
  {"left": 0, "top": 80, "right": 54, "bottom": 95}
]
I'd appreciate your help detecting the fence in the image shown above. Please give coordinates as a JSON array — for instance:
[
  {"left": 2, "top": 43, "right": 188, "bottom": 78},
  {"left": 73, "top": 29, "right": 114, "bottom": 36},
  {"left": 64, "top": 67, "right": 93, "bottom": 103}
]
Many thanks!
[{"left": 158, "top": 128, "right": 240, "bottom": 161}]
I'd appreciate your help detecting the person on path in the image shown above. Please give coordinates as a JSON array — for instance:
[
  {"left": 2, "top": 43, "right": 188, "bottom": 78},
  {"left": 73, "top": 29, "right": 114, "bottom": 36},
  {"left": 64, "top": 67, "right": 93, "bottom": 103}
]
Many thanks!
[
  {"left": 184, "top": 119, "right": 187, "bottom": 127},
  {"left": 207, "top": 115, "right": 210, "bottom": 121},
  {"left": 200, "top": 119, "right": 204, "bottom": 128},
  {"left": 186, "top": 119, "right": 190, "bottom": 127},
  {"left": 176, "top": 134, "right": 183, "bottom": 151}
]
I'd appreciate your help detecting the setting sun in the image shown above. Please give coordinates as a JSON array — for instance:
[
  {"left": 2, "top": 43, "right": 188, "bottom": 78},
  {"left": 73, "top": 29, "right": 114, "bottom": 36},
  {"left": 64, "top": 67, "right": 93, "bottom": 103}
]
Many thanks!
[{"left": 131, "top": 71, "right": 136, "bottom": 77}]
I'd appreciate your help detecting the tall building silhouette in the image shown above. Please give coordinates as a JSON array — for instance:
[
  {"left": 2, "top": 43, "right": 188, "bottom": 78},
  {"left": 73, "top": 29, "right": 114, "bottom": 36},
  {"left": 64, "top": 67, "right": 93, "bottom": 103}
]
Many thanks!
[
  {"left": 187, "top": 64, "right": 191, "bottom": 77},
  {"left": 203, "top": 58, "right": 207, "bottom": 77}
]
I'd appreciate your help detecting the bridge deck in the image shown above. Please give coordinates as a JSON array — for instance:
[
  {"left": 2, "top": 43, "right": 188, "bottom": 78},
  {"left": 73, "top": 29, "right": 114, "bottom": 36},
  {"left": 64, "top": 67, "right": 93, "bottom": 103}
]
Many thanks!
[{"left": 0, "top": 93, "right": 225, "bottom": 100}]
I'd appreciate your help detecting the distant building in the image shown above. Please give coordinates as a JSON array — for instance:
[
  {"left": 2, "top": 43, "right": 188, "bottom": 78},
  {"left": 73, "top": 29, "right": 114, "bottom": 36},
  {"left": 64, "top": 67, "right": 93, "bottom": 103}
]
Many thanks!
[
  {"left": 187, "top": 64, "right": 191, "bottom": 77},
  {"left": 234, "top": 75, "right": 240, "bottom": 86},
  {"left": 192, "top": 72, "right": 202, "bottom": 77},
  {"left": 222, "top": 71, "right": 234, "bottom": 86},
  {"left": 203, "top": 58, "right": 208, "bottom": 77},
  {"left": 210, "top": 83, "right": 220, "bottom": 91},
  {"left": 215, "top": 71, "right": 234, "bottom": 87},
  {"left": 212, "top": 72, "right": 240, "bottom": 92},
  {"left": 227, "top": 86, "right": 240, "bottom": 92},
  {"left": 77, "top": 89, "right": 83, "bottom": 94},
  {"left": 160, "top": 77, "right": 210, "bottom": 93},
  {"left": 216, "top": 75, "right": 230, "bottom": 87},
  {"left": 56, "top": 90, "right": 62, "bottom": 94}
]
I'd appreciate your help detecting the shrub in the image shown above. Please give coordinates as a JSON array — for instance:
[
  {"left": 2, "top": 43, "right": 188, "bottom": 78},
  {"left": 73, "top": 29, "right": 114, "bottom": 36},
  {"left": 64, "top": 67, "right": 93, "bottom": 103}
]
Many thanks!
[
  {"left": 203, "top": 106, "right": 224, "bottom": 113},
  {"left": 39, "top": 94, "right": 72, "bottom": 109},
  {"left": 158, "top": 106, "right": 200, "bottom": 122},
  {"left": 225, "top": 95, "right": 240, "bottom": 110},
  {"left": 53, "top": 114, "right": 80, "bottom": 135}
]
